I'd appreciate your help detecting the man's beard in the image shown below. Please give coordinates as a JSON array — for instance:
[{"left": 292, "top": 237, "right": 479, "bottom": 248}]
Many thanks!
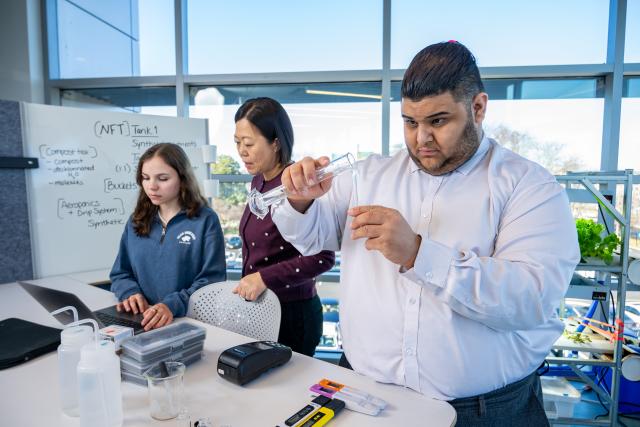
[{"left": 408, "top": 115, "right": 481, "bottom": 176}]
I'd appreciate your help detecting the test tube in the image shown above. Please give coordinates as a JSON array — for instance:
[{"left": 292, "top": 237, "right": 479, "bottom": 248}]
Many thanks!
[{"left": 247, "top": 153, "right": 355, "bottom": 219}]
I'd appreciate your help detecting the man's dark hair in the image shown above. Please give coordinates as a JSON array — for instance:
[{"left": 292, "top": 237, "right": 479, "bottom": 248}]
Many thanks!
[
  {"left": 234, "top": 97, "right": 294, "bottom": 166},
  {"left": 401, "top": 41, "right": 484, "bottom": 103}
]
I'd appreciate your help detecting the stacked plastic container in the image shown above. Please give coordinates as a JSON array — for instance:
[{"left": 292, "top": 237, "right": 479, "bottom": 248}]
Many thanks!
[
  {"left": 541, "top": 376, "right": 581, "bottom": 425},
  {"left": 119, "top": 323, "right": 207, "bottom": 386}
]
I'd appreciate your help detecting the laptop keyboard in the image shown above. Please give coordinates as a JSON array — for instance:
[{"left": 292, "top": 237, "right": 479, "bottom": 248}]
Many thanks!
[{"left": 95, "top": 312, "right": 141, "bottom": 330}]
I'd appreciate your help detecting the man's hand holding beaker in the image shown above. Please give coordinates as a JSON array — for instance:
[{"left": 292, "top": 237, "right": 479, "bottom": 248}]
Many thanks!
[{"left": 281, "top": 156, "right": 331, "bottom": 212}]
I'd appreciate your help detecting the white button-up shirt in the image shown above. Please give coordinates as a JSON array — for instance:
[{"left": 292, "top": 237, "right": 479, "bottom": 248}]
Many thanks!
[{"left": 272, "top": 137, "right": 580, "bottom": 400}]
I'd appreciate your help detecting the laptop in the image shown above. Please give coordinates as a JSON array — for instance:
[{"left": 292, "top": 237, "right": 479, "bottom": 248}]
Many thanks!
[{"left": 18, "top": 281, "right": 144, "bottom": 334}]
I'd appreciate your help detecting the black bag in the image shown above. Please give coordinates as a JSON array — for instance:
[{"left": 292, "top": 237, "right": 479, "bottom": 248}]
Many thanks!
[{"left": 0, "top": 318, "right": 61, "bottom": 369}]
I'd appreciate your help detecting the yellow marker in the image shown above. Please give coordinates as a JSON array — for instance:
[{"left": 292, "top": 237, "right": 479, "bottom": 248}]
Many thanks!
[{"left": 297, "top": 399, "right": 345, "bottom": 427}]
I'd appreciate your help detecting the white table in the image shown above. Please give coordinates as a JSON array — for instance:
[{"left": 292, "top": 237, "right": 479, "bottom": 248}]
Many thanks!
[
  {"left": 0, "top": 276, "right": 456, "bottom": 426},
  {"left": 64, "top": 268, "right": 111, "bottom": 286}
]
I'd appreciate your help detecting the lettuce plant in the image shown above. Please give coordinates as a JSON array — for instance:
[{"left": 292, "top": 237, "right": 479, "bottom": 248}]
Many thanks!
[{"left": 575, "top": 218, "right": 621, "bottom": 264}]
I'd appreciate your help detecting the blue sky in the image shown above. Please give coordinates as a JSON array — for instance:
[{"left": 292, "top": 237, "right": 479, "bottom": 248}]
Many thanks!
[{"left": 137, "top": 0, "right": 640, "bottom": 76}]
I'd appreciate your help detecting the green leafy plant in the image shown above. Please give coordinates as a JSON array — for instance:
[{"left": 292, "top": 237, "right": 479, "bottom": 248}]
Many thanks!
[
  {"left": 575, "top": 218, "right": 621, "bottom": 264},
  {"left": 563, "top": 329, "right": 592, "bottom": 344}
]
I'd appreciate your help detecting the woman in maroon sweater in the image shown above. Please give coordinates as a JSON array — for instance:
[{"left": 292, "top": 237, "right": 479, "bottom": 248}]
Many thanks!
[{"left": 232, "top": 97, "right": 335, "bottom": 356}]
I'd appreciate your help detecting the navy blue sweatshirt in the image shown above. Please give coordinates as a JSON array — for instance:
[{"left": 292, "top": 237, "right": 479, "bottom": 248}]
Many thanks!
[{"left": 110, "top": 206, "right": 226, "bottom": 317}]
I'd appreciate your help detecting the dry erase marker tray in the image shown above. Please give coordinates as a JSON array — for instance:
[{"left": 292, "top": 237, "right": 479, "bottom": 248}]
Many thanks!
[
  {"left": 120, "top": 341, "right": 204, "bottom": 375},
  {"left": 120, "top": 322, "right": 206, "bottom": 363},
  {"left": 121, "top": 351, "right": 203, "bottom": 386}
]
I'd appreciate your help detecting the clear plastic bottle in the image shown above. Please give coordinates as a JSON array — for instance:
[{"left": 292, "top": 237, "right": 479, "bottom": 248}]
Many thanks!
[
  {"left": 50, "top": 306, "right": 97, "bottom": 417},
  {"left": 77, "top": 340, "right": 123, "bottom": 427},
  {"left": 58, "top": 322, "right": 94, "bottom": 416}
]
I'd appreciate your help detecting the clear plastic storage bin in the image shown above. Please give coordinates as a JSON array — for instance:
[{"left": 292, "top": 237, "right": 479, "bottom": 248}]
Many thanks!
[
  {"left": 120, "top": 342, "right": 204, "bottom": 375},
  {"left": 121, "top": 351, "right": 203, "bottom": 386},
  {"left": 541, "top": 376, "right": 581, "bottom": 420},
  {"left": 120, "top": 323, "right": 206, "bottom": 363}
]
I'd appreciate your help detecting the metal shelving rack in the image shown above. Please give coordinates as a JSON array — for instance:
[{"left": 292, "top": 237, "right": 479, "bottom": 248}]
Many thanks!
[{"left": 547, "top": 170, "right": 635, "bottom": 426}]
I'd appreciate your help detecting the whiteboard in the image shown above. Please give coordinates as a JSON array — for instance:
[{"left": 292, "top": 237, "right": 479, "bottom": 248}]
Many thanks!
[{"left": 22, "top": 103, "right": 209, "bottom": 278}]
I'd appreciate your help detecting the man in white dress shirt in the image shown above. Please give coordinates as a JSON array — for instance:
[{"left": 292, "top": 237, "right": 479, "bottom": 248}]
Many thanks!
[{"left": 271, "top": 41, "right": 580, "bottom": 426}]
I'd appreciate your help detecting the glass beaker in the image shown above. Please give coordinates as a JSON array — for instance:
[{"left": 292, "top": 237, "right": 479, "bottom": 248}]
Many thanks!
[
  {"left": 144, "top": 361, "right": 185, "bottom": 420},
  {"left": 247, "top": 152, "right": 355, "bottom": 219}
]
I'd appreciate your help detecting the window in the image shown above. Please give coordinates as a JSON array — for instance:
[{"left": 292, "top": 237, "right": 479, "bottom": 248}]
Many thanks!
[
  {"left": 624, "top": 0, "right": 640, "bottom": 63},
  {"left": 619, "top": 77, "right": 640, "bottom": 173},
  {"left": 389, "top": 79, "right": 604, "bottom": 173},
  {"left": 191, "top": 82, "right": 381, "bottom": 271},
  {"left": 51, "top": 0, "right": 175, "bottom": 78},
  {"left": 190, "top": 82, "right": 383, "bottom": 167},
  {"left": 43, "top": 1, "right": 636, "bottom": 278},
  {"left": 391, "top": 0, "right": 609, "bottom": 68},
  {"left": 619, "top": 77, "right": 640, "bottom": 251},
  {"left": 61, "top": 87, "right": 177, "bottom": 116},
  {"left": 214, "top": 182, "right": 250, "bottom": 272},
  {"left": 187, "top": 0, "right": 382, "bottom": 74}
]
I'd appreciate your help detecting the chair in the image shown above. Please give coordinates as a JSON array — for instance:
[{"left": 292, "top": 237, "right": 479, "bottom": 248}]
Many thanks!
[{"left": 187, "top": 281, "right": 281, "bottom": 341}]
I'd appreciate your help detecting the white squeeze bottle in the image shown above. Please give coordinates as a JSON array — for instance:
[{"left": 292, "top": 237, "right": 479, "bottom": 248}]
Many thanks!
[
  {"left": 77, "top": 338, "right": 123, "bottom": 427},
  {"left": 51, "top": 306, "right": 96, "bottom": 417}
]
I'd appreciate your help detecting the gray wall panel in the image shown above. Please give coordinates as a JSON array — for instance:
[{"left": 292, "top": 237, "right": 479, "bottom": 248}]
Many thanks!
[{"left": 0, "top": 100, "right": 33, "bottom": 283}]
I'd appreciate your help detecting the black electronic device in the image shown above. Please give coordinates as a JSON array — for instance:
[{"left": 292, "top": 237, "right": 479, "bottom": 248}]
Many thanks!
[{"left": 217, "top": 340, "right": 292, "bottom": 385}]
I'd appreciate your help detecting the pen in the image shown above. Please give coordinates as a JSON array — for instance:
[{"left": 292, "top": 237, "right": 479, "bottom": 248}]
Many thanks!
[
  {"left": 278, "top": 395, "right": 331, "bottom": 427},
  {"left": 297, "top": 398, "right": 345, "bottom": 427}
]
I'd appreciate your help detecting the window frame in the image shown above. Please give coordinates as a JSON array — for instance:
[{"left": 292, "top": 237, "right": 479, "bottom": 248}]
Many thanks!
[{"left": 41, "top": 0, "right": 640, "bottom": 284}]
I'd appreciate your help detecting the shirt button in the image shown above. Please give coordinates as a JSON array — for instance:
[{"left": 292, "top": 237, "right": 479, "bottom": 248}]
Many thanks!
[
  {"left": 425, "top": 272, "right": 433, "bottom": 280},
  {"left": 280, "top": 246, "right": 284, "bottom": 250},
  {"left": 249, "top": 265, "right": 253, "bottom": 270},
  {"left": 264, "top": 257, "right": 269, "bottom": 261},
  {"left": 265, "top": 232, "right": 269, "bottom": 236},
  {"left": 285, "top": 285, "right": 290, "bottom": 289},
  {"left": 319, "top": 260, "right": 323, "bottom": 264},
  {"left": 251, "top": 242, "right": 255, "bottom": 246},
  {"left": 405, "top": 348, "right": 414, "bottom": 356},
  {"left": 295, "top": 268, "right": 300, "bottom": 273},
  {"left": 409, "top": 298, "right": 416, "bottom": 305},
  {"left": 422, "top": 214, "right": 428, "bottom": 219}
]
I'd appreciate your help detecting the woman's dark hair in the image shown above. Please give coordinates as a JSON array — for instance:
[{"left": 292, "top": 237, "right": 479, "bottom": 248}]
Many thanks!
[
  {"left": 401, "top": 41, "right": 484, "bottom": 103},
  {"left": 234, "top": 97, "right": 294, "bottom": 166},
  {"left": 132, "top": 143, "right": 207, "bottom": 236}
]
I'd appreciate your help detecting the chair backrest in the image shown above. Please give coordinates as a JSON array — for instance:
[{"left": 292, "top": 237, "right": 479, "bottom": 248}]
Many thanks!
[{"left": 187, "top": 281, "right": 281, "bottom": 342}]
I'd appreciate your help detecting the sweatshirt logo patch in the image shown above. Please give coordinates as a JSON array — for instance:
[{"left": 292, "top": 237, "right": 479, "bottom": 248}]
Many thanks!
[{"left": 177, "top": 231, "right": 196, "bottom": 245}]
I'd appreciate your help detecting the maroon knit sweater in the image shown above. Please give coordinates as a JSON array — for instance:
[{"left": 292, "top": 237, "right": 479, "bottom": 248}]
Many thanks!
[{"left": 239, "top": 171, "right": 335, "bottom": 302}]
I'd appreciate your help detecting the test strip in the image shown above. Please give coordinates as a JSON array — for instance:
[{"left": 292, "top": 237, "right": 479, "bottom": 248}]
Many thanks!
[
  {"left": 310, "top": 384, "right": 381, "bottom": 416},
  {"left": 318, "top": 378, "right": 387, "bottom": 409}
]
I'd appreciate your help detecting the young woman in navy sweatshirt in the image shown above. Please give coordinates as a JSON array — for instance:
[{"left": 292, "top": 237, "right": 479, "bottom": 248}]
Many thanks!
[{"left": 110, "top": 143, "right": 226, "bottom": 331}]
